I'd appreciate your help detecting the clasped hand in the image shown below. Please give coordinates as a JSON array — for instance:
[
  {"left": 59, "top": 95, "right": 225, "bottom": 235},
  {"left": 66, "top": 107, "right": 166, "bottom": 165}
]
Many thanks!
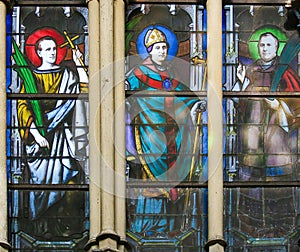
[
  {"left": 191, "top": 100, "right": 207, "bottom": 125},
  {"left": 264, "top": 98, "right": 280, "bottom": 110}
]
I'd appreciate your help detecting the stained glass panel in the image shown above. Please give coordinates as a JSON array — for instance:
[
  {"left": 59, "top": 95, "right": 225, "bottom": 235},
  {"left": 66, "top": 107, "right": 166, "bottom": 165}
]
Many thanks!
[
  {"left": 7, "top": 6, "right": 89, "bottom": 251},
  {"left": 224, "top": 4, "right": 300, "bottom": 250},
  {"left": 125, "top": 4, "right": 208, "bottom": 251}
]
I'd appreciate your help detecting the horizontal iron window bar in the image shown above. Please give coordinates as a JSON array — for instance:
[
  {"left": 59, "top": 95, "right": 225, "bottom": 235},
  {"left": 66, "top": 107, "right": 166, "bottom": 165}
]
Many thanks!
[
  {"left": 9, "top": 181, "right": 300, "bottom": 190},
  {"left": 127, "top": 181, "right": 208, "bottom": 188},
  {"left": 126, "top": 91, "right": 207, "bottom": 97},
  {"left": 224, "top": 0, "right": 290, "bottom": 4},
  {"left": 127, "top": 0, "right": 289, "bottom": 5},
  {"left": 8, "top": 183, "right": 89, "bottom": 191},
  {"left": 8, "top": 125, "right": 88, "bottom": 129},
  {"left": 7, "top": 93, "right": 89, "bottom": 100},
  {"left": 126, "top": 0, "right": 205, "bottom": 4},
  {"left": 223, "top": 153, "right": 297, "bottom": 156},
  {"left": 128, "top": 153, "right": 207, "bottom": 157},
  {"left": 8, "top": 31, "right": 88, "bottom": 35},
  {"left": 13, "top": 0, "right": 87, "bottom": 6},
  {"left": 126, "top": 91, "right": 300, "bottom": 98},
  {"left": 126, "top": 180, "right": 300, "bottom": 188},
  {"left": 7, "top": 156, "right": 90, "bottom": 160},
  {"left": 127, "top": 123, "right": 207, "bottom": 126},
  {"left": 224, "top": 91, "right": 300, "bottom": 98},
  {"left": 223, "top": 181, "right": 300, "bottom": 187}
]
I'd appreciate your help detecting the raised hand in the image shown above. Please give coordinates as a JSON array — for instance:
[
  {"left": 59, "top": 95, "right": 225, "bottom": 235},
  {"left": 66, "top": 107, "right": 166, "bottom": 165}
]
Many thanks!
[
  {"left": 236, "top": 63, "right": 246, "bottom": 83},
  {"left": 72, "top": 46, "right": 84, "bottom": 67}
]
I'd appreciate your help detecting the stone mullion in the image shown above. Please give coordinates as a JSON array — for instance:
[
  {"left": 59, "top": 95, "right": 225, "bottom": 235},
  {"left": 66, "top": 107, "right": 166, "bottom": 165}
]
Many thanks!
[
  {"left": 86, "top": 0, "right": 101, "bottom": 250},
  {"left": 97, "top": 0, "right": 118, "bottom": 251},
  {"left": 113, "top": 0, "right": 128, "bottom": 251},
  {"left": 205, "top": 0, "right": 227, "bottom": 251},
  {"left": 0, "top": 0, "right": 12, "bottom": 251}
]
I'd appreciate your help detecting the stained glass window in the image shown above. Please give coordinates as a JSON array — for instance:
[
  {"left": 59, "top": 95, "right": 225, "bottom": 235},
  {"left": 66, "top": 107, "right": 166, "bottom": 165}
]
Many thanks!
[
  {"left": 125, "top": 4, "right": 208, "bottom": 251},
  {"left": 6, "top": 1, "right": 300, "bottom": 251},
  {"left": 224, "top": 5, "right": 300, "bottom": 251},
  {"left": 7, "top": 5, "right": 89, "bottom": 251}
]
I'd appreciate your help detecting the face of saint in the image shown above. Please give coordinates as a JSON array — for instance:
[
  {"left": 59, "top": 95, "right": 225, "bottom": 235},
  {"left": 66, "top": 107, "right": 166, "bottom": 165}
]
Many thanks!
[
  {"left": 258, "top": 35, "right": 278, "bottom": 62},
  {"left": 149, "top": 42, "right": 168, "bottom": 65},
  {"left": 37, "top": 39, "right": 57, "bottom": 66}
]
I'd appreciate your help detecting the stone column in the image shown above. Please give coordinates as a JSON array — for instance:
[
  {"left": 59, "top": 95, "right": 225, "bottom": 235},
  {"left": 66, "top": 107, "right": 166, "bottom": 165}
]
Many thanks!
[
  {"left": 85, "top": 0, "right": 128, "bottom": 251},
  {"left": 114, "top": 0, "right": 128, "bottom": 251},
  {"left": 205, "top": 0, "right": 227, "bottom": 251},
  {"left": 86, "top": 0, "right": 101, "bottom": 249},
  {"left": 98, "top": 0, "right": 118, "bottom": 250},
  {"left": 0, "top": 1, "right": 12, "bottom": 251}
]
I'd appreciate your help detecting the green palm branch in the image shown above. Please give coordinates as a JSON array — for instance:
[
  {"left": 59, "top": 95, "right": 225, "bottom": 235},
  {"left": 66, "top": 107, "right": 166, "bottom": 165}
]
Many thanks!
[{"left": 12, "top": 38, "right": 45, "bottom": 136}]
